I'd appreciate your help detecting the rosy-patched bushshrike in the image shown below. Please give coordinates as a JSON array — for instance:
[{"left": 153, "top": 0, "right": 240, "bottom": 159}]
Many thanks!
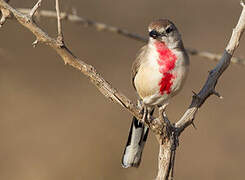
[{"left": 122, "top": 19, "right": 189, "bottom": 168}]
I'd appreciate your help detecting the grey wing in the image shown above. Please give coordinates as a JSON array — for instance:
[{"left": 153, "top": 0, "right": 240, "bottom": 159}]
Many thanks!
[{"left": 131, "top": 45, "right": 148, "bottom": 90}]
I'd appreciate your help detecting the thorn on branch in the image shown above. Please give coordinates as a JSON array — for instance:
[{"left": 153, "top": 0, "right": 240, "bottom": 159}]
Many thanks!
[
  {"left": 208, "top": 69, "right": 216, "bottom": 77},
  {"left": 29, "top": 0, "right": 42, "bottom": 19},
  {"left": 32, "top": 39, "right": 38, "bottom": 47},
  {"left": 213, "top": 90, "right": 223, "bottom": 99},
  {"left": 191, "top": 121, "right": 197, "bottom": 129},
  {"left": 192, "top": 90, "right": 198, "bottom": 96},
  {"left": 0, "top": 16, "right": 6, "bottom": 27},
  {"left": 192, "top": 90, "right": 202, "bottom": 100},
  {"left": 0, "top": 8, "right": 11, "bottom": 27}
]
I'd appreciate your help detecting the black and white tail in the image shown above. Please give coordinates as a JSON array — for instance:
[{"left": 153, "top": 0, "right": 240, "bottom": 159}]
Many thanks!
[{"left": 121, "top": 117, "right": 149, "bottom": 168}]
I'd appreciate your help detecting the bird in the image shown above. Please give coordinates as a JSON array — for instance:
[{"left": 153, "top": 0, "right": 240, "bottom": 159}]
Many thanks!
[{"left": 121, "top": 19, "right": 189, "bottom": 168}]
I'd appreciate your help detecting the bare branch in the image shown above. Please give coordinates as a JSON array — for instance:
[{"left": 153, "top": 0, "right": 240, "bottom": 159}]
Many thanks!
[
  {"left": 15, "top": 8, "right": 245, "bottom": 66},
  {"left": 1, "top": 1, "right": 245, "bottom": 179},
  {"left": 156, "top": 110, "right": 179, "bottom": 180},
  {"left": 156, "top": 139, "right": 172, "bottom": 180},
  {"left": 0, "top": 0, "right": 160, "bottom": 131},
  {"left": 175, "top": 2, "right": 245, "bottom": 135},
  {"left": 29, "top": 0, "right": 41, "bottom": 18},
  {"left": 187, "top": 48, "right": 245, "bottom": 66}
]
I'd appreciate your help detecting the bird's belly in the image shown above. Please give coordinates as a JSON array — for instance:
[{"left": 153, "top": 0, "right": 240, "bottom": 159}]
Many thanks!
[
  {"left": 134, "top": 62, "right": 188, "bottom": 106},
  {"left": 134, "top": 66, "right": 162, "bottom": 100}
]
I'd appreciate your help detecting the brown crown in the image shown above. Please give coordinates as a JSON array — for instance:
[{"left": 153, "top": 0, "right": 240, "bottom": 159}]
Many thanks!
[{"left": 148, "top": 19, "right": 175, "bottom": 31}]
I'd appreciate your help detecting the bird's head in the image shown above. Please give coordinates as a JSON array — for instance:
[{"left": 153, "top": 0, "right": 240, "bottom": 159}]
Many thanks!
[{"left": 148, "top": 19, "right": 182, "bottom": 48}]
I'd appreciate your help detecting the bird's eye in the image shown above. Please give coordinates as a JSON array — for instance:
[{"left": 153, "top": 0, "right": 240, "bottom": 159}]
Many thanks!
[{"left": 166, "top": 26, "right": 173, "bottom": 34}]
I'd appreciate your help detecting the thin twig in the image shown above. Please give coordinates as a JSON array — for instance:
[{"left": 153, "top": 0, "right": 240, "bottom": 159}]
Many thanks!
[
  {"left": 55, "top": 0, "right": 63, "bottom": 44},
  {"left": 156, "top": 1, "right": 245, "bottom": 179},
  {"left": 29, "top": 0, "right": 41, "bottom": 18},
  {"left": 15, "top": 8, "right": 245, "bottom": 66},
  {"left": 175, "top": 1, "right": 245, "bottom": 135},
  {"left": 0, "top": 0, "right": 151, "bottom": 131}
]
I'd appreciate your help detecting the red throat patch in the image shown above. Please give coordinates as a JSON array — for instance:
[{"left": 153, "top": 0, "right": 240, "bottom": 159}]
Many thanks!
[{"left": 155, "top": 41, "right": 177, "bottom": 95}]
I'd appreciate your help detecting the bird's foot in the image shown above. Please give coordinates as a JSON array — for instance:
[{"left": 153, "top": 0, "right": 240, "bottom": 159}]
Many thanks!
[
  {"left": 158, "top": 102, "right": 169, "bottom": 113},
  {"left": 137, "top": 100, "right": 153, "bottom": 124},
  {"left": 158, "top": 103, "right": 170, "bottom": 125},
  {"left": 141, "top": 105, "right": 149, "bottom": 124}
]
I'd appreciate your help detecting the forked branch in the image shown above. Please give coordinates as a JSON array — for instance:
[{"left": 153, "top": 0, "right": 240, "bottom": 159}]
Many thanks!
[
  {"left": 175, "top": 1, "right": 245, "bottom": 135},
  {"left": 0, "top": 1, "right": 245, "bottom": 180}
]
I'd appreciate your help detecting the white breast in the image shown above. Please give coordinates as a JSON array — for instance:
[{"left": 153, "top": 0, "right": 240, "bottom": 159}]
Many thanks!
[{"left": 134, "top": 43, "right": 189, "bottom": 106}]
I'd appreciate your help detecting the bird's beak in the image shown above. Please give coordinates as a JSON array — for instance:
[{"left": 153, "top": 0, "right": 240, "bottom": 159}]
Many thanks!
[
  {"left": 149, "top": 30, "right": 159, "bottom": 39},
  {"left": 149, "top": 30, "right": 166, "bottom": 39}
]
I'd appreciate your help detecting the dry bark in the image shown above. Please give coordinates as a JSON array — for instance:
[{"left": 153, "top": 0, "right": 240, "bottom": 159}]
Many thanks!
[{"left": 1, "top": 0, "right": 245, "bottom": 179}]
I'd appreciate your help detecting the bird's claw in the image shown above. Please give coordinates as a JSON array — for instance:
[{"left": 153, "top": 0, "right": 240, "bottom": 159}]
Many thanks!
[{"left": 141, "top": 105, "right": 148, "bottom": 124}]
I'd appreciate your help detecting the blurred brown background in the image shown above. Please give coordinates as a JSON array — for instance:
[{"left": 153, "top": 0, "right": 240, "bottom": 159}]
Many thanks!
[{"left": 1, "top": 0, "right": 245, "bottom": 179}]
